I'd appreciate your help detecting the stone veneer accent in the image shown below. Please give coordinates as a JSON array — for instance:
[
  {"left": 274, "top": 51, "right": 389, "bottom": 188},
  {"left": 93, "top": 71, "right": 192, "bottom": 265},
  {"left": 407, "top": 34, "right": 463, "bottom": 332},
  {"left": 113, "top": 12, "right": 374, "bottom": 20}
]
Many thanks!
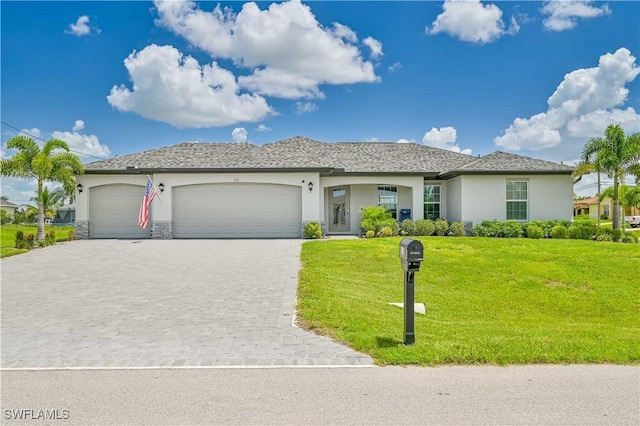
[
  {"left": 75, "top": 221, "right": 89, "bottom": 240},
  {"left": 152, "top": 221, "right": 173, "bottom": 239}
]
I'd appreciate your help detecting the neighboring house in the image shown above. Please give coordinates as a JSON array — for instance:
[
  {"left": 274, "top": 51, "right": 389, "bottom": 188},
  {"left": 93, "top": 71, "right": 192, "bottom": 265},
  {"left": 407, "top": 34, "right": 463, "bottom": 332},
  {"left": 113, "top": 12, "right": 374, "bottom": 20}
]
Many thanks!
[
  {"left": 54, "top": 204, "right": 76, "bottom": 224},
  {"left": 75, "top": 136, "right": 574, "bottom": 239},
  {"left": 0, "top": 199, "right": 18, "bottom": 216},
  {"left": 575, "top": 196, "right": 640, "bottom": 219}
]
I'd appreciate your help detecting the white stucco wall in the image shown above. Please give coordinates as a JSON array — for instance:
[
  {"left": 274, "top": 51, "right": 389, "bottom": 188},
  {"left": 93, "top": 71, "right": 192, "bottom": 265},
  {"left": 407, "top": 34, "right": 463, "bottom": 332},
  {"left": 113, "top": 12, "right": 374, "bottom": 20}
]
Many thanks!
[
  {"left": 445, "top": 177, "right": 462, "bottom": 223},
  {"left": 320, "top": 175, "right": 424, "bottom": 233},
  {"left": 457, "top": 174, "right": 573, "bottom": 225},
  {"left": 76, "top": 172, "right": 321, "bottom": 223}
]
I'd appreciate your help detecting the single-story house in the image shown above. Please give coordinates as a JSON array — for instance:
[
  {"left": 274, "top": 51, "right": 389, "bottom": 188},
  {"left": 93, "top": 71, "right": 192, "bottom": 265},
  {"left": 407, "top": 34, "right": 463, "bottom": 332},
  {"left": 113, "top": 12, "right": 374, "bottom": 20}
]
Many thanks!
[
  {"left": 574, "top": 196, "right": 640, "bottom": 219},
  {"left": 75, "top": 136, "right": 574, "bottom": 239},
  {"left": 0, "top": 199, "right": 18, "bottom": 216}
]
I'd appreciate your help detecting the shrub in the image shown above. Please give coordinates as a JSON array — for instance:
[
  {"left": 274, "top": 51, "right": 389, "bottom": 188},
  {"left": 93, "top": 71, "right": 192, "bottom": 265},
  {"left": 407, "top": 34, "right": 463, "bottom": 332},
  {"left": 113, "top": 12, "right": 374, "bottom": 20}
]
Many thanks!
[
  {"left": 67, "top": 230, "right": 75, "bottom": 241},
  {"left": 609, "top": 229, "right": 623, "bottom": 242},
  {"left": 551, "top": 225, "right": 569, "bottom": 239},
  {"left": 621, "top": 234, "right": 638, "bottom": 244},
  {"left": 568, "top": 223, "right": 596, "bottom": 240},
  {"left": 498, "top": 221, "right": 523, "bottom": 238},
  {"left": 471, "top": 220, "right": 497, "bottom": 237},
  {"left": 526, "top": 224, "right": 544, "bottom": 239},
  {"left": 434, "top": 218, "right": 449, "bottom": 236},
  {"left": 15, "top": 230, "right": 30, "bottom": 250},
  {"left": 360, "top": 206, "right": 393, "bottom": 234},
  {"left": 415, "top": 219, "right": 435, "bottom": 236},
  {"left": 0, "top": 210, "right": 7, "bottom": 225},
  {"left": 400, "top": 219, "right": 415, "bottom": 236},
  {"left": 448, "top": 221, "right": 466, "bottom": 237},
  {"left": 303, "top": 222, "right": 323, "bottom": 239},
  {"left": 596, "top": 234, "right": 613, "bottom": 242},
  {"left": 365, "top": 230, "right": 375, "bottom": 239},
  {"left": 377, "top": 226, "right": 395, "bottom": 237},
  {"left": 25, "top": 233, "right": 35, "bottom": 247},
  {"left": 45, "top": 230, "right": 56, "bottom": 245}
]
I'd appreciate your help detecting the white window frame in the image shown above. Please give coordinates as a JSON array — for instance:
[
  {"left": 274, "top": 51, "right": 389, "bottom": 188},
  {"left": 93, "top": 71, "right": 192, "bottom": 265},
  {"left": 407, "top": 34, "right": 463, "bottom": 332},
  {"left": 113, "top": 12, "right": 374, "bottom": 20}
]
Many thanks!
[
  {"left": 506, "top": 180, "right": 528, "bottom": 221},
  {"left": 424, "top": 184, "right": 441, "bottom": 220},
  {"left": 377, "top": 186, "right": 398, "bottom": 219}
]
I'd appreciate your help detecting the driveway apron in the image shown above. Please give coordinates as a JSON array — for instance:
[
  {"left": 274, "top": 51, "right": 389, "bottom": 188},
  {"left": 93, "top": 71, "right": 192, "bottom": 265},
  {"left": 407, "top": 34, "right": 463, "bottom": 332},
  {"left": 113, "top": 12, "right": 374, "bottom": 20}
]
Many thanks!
[{"left": 1, "top": 240, "right": 372, "bottom": 368}]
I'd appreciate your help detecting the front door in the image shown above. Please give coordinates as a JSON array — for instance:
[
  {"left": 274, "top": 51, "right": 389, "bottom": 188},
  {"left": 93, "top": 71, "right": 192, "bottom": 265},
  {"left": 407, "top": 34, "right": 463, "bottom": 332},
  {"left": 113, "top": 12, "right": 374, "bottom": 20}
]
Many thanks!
[{"left": 328, "top": 186, "right": 350, "bottom": 233}]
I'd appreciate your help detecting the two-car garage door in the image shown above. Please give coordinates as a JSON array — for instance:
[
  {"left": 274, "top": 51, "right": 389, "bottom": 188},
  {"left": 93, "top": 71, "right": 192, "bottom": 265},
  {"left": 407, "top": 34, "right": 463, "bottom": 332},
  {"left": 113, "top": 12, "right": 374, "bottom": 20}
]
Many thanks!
[
  {"left": 173, "top": 183, "right": 301, "bottom": 238},
  {"left": 90, "top": 183, "right": 302, "bottom": 239}
]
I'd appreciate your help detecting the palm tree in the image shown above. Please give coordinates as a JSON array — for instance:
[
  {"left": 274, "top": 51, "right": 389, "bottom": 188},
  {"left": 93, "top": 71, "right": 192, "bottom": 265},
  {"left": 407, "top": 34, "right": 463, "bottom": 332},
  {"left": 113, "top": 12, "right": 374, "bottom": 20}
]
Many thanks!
[
  {"left": 0, "top": 136, "right": 84, "bottom": 241},
  {"left": 29, "top": 187, "right": 64, "bottom": 219},
  {"left": 582, "top": 125, "right": 640, "bottom": 230},
  {"left": 599, "top": 185, "right": 640, "bottom": 231}
]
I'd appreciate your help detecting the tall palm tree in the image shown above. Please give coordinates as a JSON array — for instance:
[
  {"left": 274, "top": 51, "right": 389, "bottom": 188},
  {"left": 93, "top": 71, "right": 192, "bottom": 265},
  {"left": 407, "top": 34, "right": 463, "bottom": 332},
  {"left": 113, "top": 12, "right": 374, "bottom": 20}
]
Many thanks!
[
  {"left": 582, "top": 125, "right": 640, "bottom": 230},
  {"left": 0, "top": 136, "right": 84, "bottom": 241}
]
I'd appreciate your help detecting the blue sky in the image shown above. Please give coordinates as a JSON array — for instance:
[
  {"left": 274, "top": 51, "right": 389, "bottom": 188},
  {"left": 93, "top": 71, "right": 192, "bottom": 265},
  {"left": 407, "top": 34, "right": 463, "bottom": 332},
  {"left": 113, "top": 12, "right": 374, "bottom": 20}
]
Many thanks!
[{"left": 1, "top": 0, "right": 639, "bottom": 203}]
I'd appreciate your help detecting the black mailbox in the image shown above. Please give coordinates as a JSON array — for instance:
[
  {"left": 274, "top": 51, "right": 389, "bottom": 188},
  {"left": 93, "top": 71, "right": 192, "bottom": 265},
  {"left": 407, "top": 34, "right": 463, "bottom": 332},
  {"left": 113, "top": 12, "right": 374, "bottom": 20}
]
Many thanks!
[{"left": 399, "top": 238, "right": 424, "bottom": 271}]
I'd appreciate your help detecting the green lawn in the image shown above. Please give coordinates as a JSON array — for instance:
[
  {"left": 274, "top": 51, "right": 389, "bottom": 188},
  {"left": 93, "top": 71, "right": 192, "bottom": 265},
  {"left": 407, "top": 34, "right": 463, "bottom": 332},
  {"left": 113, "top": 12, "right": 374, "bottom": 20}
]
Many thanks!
[
  {"left": 298, "top": 237, "right": 640, "bottom": 365},
  {"left": 0, "top": 224, "right": 75, "bottom": 258}
]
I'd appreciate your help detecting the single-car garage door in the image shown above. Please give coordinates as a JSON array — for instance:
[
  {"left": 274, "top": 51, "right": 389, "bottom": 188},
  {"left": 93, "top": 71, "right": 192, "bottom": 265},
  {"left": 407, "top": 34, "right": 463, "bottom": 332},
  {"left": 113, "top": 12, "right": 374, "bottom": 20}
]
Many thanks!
[
  {"left": 173, "top": 183, "right": 301, "bottom": 238},
  {"left": 90, "top": 184, "right": 151, "bottom": 239}
]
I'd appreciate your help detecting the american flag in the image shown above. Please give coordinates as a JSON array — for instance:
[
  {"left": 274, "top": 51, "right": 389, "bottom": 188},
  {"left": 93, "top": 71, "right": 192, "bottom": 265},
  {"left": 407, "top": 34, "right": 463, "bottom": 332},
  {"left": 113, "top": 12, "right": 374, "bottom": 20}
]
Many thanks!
[{"left": 138, "top": 177, "right": 158, "bottom": 228}]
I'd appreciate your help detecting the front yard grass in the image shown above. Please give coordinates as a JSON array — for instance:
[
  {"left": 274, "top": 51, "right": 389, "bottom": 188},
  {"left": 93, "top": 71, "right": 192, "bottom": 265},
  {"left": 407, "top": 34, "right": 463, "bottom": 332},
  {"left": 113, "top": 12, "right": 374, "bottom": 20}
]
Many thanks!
[
  {"left": 0, "top": 224, "right": 75, "bottom": 258},
  {"left": 298, "top": 237, "right": 640, "bottom": 365}
]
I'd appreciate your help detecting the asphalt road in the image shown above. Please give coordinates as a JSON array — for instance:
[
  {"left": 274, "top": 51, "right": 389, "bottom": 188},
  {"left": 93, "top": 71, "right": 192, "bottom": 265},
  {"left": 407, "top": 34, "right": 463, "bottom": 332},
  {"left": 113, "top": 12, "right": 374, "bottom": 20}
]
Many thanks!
[{"left": 2, "top": 365, "right": 638, "bottom": 425}]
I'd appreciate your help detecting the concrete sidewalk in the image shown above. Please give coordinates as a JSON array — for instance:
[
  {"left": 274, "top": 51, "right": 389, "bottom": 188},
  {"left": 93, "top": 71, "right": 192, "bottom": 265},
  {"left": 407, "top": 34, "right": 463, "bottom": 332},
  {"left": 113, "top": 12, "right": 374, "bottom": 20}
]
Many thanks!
[{"left": 1, "top": 240, "right": 372, "bottom": 368}]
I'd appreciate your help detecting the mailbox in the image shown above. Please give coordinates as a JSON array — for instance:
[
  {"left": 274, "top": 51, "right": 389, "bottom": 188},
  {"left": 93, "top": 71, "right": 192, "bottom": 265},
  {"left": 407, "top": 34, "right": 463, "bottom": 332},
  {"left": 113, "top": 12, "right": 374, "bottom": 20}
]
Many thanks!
[{"left": 399, "top": 238, "right": 424, "bottom": 271}]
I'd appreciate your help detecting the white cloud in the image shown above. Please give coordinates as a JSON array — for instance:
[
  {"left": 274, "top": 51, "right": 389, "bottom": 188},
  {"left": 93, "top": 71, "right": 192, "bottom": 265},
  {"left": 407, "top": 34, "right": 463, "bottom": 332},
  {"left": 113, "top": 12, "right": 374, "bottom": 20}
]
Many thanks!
[
  {"left": 294, "top": 101, "right": 317, "bottom": 115},
  {"left": 65, "top": 15, "right": 98, "bottom": 37},
  {"left": 422, "top": 126, "right": 473, "bottom": 155},
  {"left": 22, "top": 128, "right": 42, "bottom": 139},
  {"left": 256, "top": 124, "right": 271, "bottom": 132},
  {"left": 363, "top": 37, "right": 383, "bottom": 59},
  {"left": 107, "top": 44, "right": 272, "bottom": 128},
  {"left": 388, "top": 62, "right": 402, "bottom": 72},
  {"left": 231, "top": 127, "right": 248, "bottom": 142},
  {"left": 542, "top": 1, "right": 610, "bottom": 32},
  {"left": 72, "top": 120, "right": 85, "bottom": 132},
  {"left": 426, "top": 0, "right": 519, "bottom": 44},
  {"left": 495, "top": 48, "right": 640, "bottom": 152},
  {"left": 51, "top": 121, "right": 111, "bottom": 159},
  {"left": 154, "top": 0, "right": 380, "bottom": 100},
  {"left": 396, "top": 139, "right": 413, "bottom": 144},
  {"left": 332, "top": 22, "right": 357, "bottom": 43}
]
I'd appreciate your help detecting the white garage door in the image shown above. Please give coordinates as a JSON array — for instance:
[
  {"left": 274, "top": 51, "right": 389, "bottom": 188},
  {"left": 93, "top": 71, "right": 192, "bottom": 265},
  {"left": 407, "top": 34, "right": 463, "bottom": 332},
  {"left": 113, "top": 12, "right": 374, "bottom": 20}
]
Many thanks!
[
  {"left": 173, "top": 183, "right": 301, "bottom": 238},
  {"left": 90, "top": 184, "right": 151, "bottom": 239}
]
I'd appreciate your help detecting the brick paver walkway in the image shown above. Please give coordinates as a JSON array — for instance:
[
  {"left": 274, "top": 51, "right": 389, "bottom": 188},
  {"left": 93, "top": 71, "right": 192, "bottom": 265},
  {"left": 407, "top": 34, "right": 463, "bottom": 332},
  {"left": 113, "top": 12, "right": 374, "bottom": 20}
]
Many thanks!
[{"left": 1, "top": 240, "right": 372, "bottom": 368}]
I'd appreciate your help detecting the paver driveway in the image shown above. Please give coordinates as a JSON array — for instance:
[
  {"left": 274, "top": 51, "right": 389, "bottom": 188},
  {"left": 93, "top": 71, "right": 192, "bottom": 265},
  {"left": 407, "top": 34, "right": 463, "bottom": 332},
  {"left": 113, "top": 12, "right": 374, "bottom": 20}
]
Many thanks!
[{"left": 1, "top": 240, "right": 372, "bottom": 368}]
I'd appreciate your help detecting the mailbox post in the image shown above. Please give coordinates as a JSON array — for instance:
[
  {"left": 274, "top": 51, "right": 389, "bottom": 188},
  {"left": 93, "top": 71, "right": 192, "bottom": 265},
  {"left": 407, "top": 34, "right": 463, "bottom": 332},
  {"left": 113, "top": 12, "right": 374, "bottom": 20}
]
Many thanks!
[{"left": 399, "top": 238, "right": 424, "bottom": 345}]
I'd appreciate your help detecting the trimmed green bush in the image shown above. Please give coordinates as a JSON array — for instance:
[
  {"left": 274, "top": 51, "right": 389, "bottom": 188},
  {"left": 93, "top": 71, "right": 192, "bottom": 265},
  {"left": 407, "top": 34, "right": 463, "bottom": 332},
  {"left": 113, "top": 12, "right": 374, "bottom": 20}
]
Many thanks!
[
  {"left": 303, "top": 222, "right": 323, "bottom": 239},
  {"left": 448, "top": 221, "right": 466, "bottom": 237},
  {"left": 434, "top": 218, "right": 449, "bottom": 236},
  {"left": 359, "top": 206, "right": 397, "bottom": 236},
  {"left": 526, "top": 224, "right": 544, "bottom": 239},
  {"left": 15, "top": 230, "right": 30, "bottom": 250},
  {"left": 415, "top": 219, "right": 435, "bottom": 236},
  {"left": 498, "top": 221, "right": 523, "bottom": 238},
  {"left": 551, "top": 225, "right": 569, "bottom": 239},
  {"left": 400, "top": 219, "right": 415, "bottom": 236},
  {"left": 378, "top": 226, "right": 394, "bottom": 237},
  {"left": 621, "top": 234, "right": 638, "bottom": 244},
  {"left": 568, "top": 223, "right": 596, "bottom": 240}
]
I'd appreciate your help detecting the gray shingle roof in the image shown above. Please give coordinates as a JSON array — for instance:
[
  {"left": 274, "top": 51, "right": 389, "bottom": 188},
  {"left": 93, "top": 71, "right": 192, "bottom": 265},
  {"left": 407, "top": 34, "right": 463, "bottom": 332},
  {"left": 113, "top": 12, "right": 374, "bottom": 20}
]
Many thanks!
[
  {"left": 84, "top": 136, "right": 572, "bottom": 176},
  {"left": 445, "top": 151, "right": 574, "bottom": 174}
]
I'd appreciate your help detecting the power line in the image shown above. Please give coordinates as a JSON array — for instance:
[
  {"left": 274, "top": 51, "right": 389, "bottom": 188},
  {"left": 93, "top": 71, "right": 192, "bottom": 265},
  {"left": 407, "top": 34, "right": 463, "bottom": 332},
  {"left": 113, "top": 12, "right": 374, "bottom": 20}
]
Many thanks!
[{"left": 1, "top": 120, "right": 110, "bottom": 161}]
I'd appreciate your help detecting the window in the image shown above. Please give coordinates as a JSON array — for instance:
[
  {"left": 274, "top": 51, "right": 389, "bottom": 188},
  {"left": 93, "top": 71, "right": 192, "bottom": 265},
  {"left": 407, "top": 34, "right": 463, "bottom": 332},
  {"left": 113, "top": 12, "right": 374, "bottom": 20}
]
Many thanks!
[
  {"left": 424, "top": 185, "right": 441, "bottom": 220},
  {"left": 378, "top": 186, "right": 397, "bottom": 218},
  {"left": 506, "top": 181, "right": 528, "bottom": 220}
]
